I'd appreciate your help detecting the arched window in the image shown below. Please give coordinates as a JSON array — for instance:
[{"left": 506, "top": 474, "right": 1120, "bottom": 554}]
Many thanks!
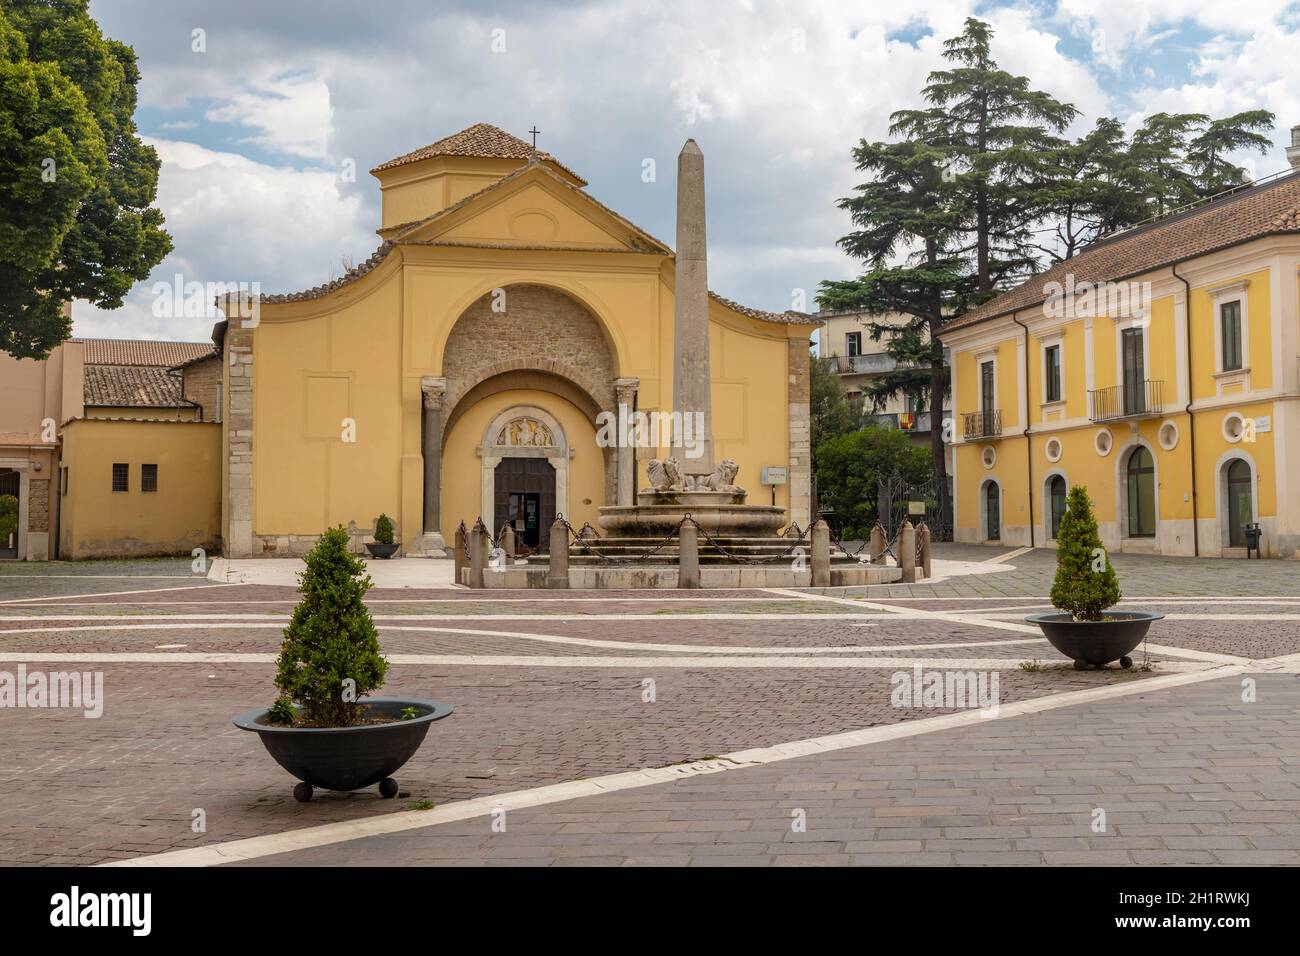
[
  {"left": 1048, "top": 476, "right": 1067, "bottom": 539},
  {"left": 985, "top": 482, "right": 1000, "bottom": 541},
  {"left": 1226, "top": 459, "right": 1253, "bottom": 548},
  {"left": 1125, "top": 446, "right": 1156, "bottom": 537}
]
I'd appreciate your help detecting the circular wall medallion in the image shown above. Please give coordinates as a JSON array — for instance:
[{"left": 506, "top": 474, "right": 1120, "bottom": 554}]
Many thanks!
[
  {"left": 1222, "top": 412, "right": 1246, "bottom": 443},
  {"left": 1045, "top": 437, "right": 1063, "bottom": 463},
  {"left": 1158, "top": 420, "right": 1179, "bottom": 451},
  {"left": 981, "top": 446, "right": 996, "bottom": 469},
  {"left": 1094, "top": 428, "right": 1113, "bottom": 456}
]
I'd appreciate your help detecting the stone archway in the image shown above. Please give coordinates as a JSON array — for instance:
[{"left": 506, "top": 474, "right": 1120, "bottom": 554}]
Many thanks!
[{"left": 441, "top": 284, "right": 618, "bottom": 420}]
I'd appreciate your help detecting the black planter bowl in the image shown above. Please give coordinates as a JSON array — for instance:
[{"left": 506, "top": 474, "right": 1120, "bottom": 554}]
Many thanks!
[
  {"left": 365, "top": 542, "right": 400, "bottom": 559},
  {"left": 1025, "top": 611, "right": 1165, "bottom": 669},
  {"left": 233, "top": 697, "right": 453, "bottom": 801}
]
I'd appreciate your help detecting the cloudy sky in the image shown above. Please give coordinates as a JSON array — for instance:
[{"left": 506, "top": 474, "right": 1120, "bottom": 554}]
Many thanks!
[{"left": 77, "top": 0, "right": 1300, "bottom": 342}]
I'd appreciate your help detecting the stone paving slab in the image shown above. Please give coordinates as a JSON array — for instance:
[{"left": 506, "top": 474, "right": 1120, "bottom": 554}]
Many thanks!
[
  {"left": 0, "top": 659, "right": 1154, "bottom": 865},
  {"left": 230, "top": 674, "right": 1300, "bottom": 867}
]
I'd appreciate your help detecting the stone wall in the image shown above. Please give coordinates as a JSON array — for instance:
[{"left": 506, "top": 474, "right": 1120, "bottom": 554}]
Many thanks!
[
  {"left": 182, "top": 355, "right": 222, "bottom": 422},
  {"left": 27, "top": 478, "right": 48, "bottom": 533},
  {"left": 442, "top": 284, "right": 617, "bottom": 419},
  {"left": 225, "top": 326, "right": 254, "bottom": 556},
  {"left": 787, "top": 337, "right": 812, "bottom": 528}
]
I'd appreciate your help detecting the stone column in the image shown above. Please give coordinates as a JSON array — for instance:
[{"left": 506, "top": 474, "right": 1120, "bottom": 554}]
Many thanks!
[
  {"left": 811, "top": 519, "right": 830, "bottom": 588},
  {"left": 900, "top": 519, "right": 917, "bottom": 583},
  {"left": 547, "top": 518, "right": 569, "bottom": 589},
  {"left": 614, "top": 377, "right": 640, "bottom": 506},
  {"left": 414, "top": 376, "right": 449, "bottom": 555},
  {"left": 678, "top": 520, "right": 700, "bottom": 589},
  {"left": 672, "top": 139, "right": 714, "bottom": 475}
]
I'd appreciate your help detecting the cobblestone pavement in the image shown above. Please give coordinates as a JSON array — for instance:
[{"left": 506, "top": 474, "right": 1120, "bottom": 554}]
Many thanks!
[
  {"left": 235, "top": 675, "right": 1300, "bottom": 867},
  {"left": 1, "top": 546, "right": 1298, "bottom": 866}
]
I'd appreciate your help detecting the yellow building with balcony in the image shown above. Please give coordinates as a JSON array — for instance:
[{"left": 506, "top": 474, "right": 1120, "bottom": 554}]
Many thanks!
[{"left": 944, "top": 170, "right": 1300, "bottom": 558}]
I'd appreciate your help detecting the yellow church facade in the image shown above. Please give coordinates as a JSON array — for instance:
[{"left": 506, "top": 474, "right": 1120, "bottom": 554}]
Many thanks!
[
  {"left": 216, "top": 124, "right": 817, "bottom": 557},
  {"left": 943, "top": 171, "right": 1300, "bottom": 558}
]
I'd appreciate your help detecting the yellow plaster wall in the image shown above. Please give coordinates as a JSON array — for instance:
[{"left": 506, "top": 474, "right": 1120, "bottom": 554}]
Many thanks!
[{"left": 60, "top": 419, "right": 221, "bottom": 558}]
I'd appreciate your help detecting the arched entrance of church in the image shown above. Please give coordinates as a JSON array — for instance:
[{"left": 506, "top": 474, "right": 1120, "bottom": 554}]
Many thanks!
[
  {"left": 495, "top": 458, "right": 555, "bottom": 550},
  {"left": 482, "top": 406, "right": 566, "bottom": 551}
]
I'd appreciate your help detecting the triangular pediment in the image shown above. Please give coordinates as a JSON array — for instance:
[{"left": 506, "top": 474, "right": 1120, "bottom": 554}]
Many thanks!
[{"left": 392, "top": 164, "right": 670, "bottom": 254}]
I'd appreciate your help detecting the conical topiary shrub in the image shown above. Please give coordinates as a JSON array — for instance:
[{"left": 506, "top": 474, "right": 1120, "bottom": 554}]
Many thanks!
[
  {"left": 1049, "top": 484, "right": 1121, "bottom": 621},
  {"left": 274, "top": 526, "right": 389, "bottom": 726}
]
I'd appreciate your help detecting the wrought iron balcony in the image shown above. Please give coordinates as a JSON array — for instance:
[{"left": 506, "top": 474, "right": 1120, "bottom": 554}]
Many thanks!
[
  {"left": 962, "top": 409, "right": 1002, "bottom": 441},
  {"left": 1088, "top": 380, "right": 1165, "bottom": 422}
]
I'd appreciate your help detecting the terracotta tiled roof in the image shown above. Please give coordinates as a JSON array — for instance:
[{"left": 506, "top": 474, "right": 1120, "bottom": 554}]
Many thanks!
[
  {"left": 258, "top": 241, "right": 396, "bottom": 303},
  {"left": 83, "top": 365, "right": 188, "bottom": 408},
  {"left": 710, "top": 292, "right": 818, "bottom": 325},
  {"left": 945, "top": 169, "right": 1300, "bottom": 333},
  {"left": 73, "top": 339, "right": 215, "bottom": 367},
  {"left": 370, "top": 123, "right": 585, "bottom": 183}
]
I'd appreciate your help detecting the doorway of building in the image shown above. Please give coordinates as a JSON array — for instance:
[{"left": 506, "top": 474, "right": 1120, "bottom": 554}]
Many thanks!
[
  {"left": 985, "top": 481, "right": 1000, "bottom": 541},
  {"left": 1226, "top": 458, "right": 1253, "bottom": 548},
  {"left": 0, "top": 468, "right": 19, "bottom": 559},
  {"left": 493, "top": 457, "right": 555, "bottom": 551},
  {"left": 1125, "top": 446, "right": 1156, "bottom": 537}
]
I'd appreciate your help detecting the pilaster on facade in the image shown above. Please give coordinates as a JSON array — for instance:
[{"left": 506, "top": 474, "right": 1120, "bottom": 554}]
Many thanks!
[
  {"left": 225, "top": 324, "right": 255, "bottom": 557},
  {"left": 787, "top": 337, "right": 812, "bottom": 528}
]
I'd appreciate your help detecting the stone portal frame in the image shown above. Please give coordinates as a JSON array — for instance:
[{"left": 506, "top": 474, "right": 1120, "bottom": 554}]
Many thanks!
[
  {"left": 0, "top": 458, "right": 30, "bottom": 560},
  {"left": 478, "top": 405, "right": 573, "bottom": 533}
]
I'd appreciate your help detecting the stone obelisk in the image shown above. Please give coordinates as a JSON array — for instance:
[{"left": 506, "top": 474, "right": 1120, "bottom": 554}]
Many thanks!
[{"left": 672, "top": 139, "right": 715, "bottom": 475}]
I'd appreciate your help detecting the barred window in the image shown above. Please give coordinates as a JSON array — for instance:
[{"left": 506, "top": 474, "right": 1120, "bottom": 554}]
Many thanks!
[
  {"left": 142, "top": 464, "right": 158, "bottom": 493},
  {"left": 111, "top": 463, "right": 129, "bottom": 493}
]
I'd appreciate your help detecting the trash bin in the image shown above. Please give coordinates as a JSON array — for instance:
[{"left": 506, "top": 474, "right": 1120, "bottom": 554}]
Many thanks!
[{"left": 1244, "top": 522, "right": 1262, "bottom": 559}]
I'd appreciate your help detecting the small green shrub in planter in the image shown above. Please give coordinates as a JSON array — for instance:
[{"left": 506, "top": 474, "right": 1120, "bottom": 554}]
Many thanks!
[
  {"left": 374, "top": 513, "right": 395, "bottom": 546},
  {"left": 274, "top": 526, "right": 389, "bottom": 727},
  {"left": 1049, "top": 485, "right": 1121, "bottom": 621}
]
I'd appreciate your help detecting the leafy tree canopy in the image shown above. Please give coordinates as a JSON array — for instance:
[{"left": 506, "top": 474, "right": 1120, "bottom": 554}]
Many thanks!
[{"left": 0, "top": 0, "right": 171, "bottom": 358}]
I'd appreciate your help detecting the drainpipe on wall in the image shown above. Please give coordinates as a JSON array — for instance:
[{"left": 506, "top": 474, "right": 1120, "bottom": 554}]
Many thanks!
[
  {"left": 1171, "top": 263, "right": 1200, "bottom": 556},
  {"left": 1011, "top": 311, "right": 1035, "bottom": 547}
]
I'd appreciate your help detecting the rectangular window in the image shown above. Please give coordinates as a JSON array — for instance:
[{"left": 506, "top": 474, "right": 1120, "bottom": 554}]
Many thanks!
[
  {"left": 1044, "top": 345, "right": 1061, "bottom": 403},
  {"left": 1220, "top": 300, "right": 1242, "bottom": 371},
  {"left": 111, "top": 463, "right": 128, "bottom": 493},
  {"left": 845, "top": 332, "right": 862, "bottom": 357},
  {"left": 141, "top": 464, "right": 158, "bottom": 493},
  {"left": 980, "top": 361, "right": 995, "bottom": 413}
]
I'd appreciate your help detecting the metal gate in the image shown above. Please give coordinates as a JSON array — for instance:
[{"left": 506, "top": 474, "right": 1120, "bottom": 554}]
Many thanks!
[{"left": 877, "top": 475, "right": 952, "bottom": 541}]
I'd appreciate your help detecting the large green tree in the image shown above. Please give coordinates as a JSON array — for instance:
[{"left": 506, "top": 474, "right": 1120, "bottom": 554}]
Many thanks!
[
  {"left": 891, "top": 17, "right": 1078, "bottom": 293},
  {"left": 809, "top": 347, "right": 865, "bottom": 450},
  {"left": 814, "top": 425, "right": 930, "bottom": 539},
  {"left": 819, "top": 138, "right": 970, "bottom": 484},
  {"left": 0, "top": 0, "right": 170, "bottom": 358}
]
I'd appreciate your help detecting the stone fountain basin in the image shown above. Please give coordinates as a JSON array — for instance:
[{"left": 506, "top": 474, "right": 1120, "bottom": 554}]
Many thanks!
[{"left": 598, "top": 499, "right": 786, "bottom": 536}]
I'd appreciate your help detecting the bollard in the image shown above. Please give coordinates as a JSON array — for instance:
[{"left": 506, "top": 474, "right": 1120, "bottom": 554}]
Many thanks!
[
  {"left": 811, "top": 518, "right": 831, "bottom": 588},
  {"left": 900, "top": 519, "right": 916, "bottom": 583},
  {"left": 468, "top": 518, "right": 488, "bottom": 589},
  {"left": 500, "top": 523, "right": 516, "bottom": 563},
  {"left": 869, "top": 521, "right": 887, "bottom": 563},
  {"left": 678, "top": 520, "right": 700, "bottom": 589},
  {"left": 453, "top": 521, "right": 467, "bottom": 585},
  {"left": 918, "top": 522, "right": 932, "bottom": 580},
  {"left": 547, "top": 517, "right": 569, "bottom": 589}
]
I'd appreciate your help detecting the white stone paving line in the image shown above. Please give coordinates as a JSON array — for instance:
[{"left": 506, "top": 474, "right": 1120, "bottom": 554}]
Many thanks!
[
  {"left": 0, "top": 650, "right": 1214, "bottom": 670},
  {"left": 102, "top": 663, "right": 1247, "bottom": 868},
  {"left": 0, "top": 612, "right": 878, "bottom": 623},
  {"left": 764, "top": 588, "right": 1257, "bottom": 664},
  {"left": 982, "top": 546, "right": 1033, "bottom": 564},
  {"left": 2, "top": 613, "right": 1241, "bottom": 663},
  {"left": 0, "top": 583, "right": 229, "bottom": 605}
]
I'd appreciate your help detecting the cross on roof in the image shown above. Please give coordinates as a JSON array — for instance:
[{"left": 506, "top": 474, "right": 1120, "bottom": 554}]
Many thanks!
[{"left": 529, "top": 126, "right": 540, "bottom": 150}]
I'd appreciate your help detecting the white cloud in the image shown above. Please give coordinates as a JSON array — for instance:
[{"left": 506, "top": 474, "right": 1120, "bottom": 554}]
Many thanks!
[
  {"left": 204, "top": 71, "right": 334, "bottom": 160},
  {"left": 73, "top": 138, "right": 372, "bottom": 341}
]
